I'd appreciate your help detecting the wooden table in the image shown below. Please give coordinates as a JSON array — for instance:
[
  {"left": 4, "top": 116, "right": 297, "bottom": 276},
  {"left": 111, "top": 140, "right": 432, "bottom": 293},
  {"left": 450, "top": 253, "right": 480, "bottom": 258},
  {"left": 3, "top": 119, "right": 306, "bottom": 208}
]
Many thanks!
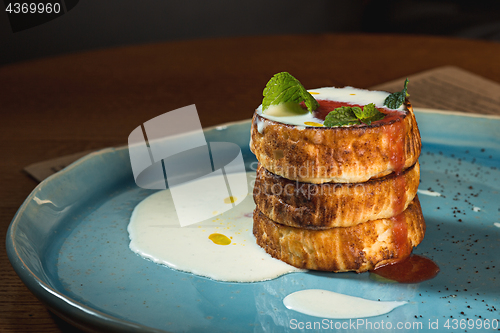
[{"left": 1, "top": 33, "right": 500, "bottom": 332}]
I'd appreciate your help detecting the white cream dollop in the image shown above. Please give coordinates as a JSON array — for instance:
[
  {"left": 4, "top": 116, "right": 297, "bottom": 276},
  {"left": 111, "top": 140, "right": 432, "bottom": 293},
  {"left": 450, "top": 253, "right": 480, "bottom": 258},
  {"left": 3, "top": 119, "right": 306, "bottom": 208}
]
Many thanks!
[{"left": 283, "top": 289, "right": 407, "bottom": 319}]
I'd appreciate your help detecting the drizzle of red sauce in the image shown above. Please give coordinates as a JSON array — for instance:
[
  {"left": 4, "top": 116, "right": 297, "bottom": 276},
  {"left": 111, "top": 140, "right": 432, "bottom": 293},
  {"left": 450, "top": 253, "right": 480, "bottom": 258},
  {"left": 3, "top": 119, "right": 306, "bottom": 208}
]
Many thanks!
[
  {"left": 371, "top": 255, "right": 440, "bottom": 284},
  {"left": 389, "top": 166, "right": 409, "bottom": 277},
  {"left": 393, "top": 170, "right": 407, "bottom": 213},
  {"left": 383, "top": 116, "right": 405, "bottom": 174},
  {"left": 391, "top": 210, "right": 410, "bottom": 258}
]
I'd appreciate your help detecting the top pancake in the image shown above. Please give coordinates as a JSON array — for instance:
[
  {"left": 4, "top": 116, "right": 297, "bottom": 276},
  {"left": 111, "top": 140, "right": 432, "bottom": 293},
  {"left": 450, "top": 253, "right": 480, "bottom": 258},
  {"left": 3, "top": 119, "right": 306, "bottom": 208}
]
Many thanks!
[{"left": 250, "top": 98, "right": 422, "bottom": 184}]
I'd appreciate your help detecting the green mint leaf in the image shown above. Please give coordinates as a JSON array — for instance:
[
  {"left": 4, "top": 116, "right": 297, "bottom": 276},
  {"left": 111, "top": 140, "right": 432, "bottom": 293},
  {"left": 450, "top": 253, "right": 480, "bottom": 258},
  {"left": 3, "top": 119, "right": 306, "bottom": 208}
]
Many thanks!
[
  {"left": 353, "top": 103, "right": 386, "bottom": 125},
  {"left": 323, "top": 106, "right": 360, "bottom": 127},
  {"left": 350, "top": 106, "right": 363, "bottom": 119},
  {"left": 262, "top": 72, "right": 319, "bottom": 112},
  {"left": 324, "top": 103, "right": 386, "bottom": 127},
  {"left": 362, "top": 112, "right": 385, "bottom": 125},
  {"left": 383, "top": 78, "right": 409, "bottom": 109}
]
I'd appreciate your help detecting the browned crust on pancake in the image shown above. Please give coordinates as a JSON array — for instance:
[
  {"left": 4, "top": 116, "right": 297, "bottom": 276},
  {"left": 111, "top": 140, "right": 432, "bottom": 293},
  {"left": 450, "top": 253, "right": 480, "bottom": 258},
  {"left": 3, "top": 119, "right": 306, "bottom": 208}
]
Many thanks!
[
  {"left": 253, "top": 162, "right": 420, "bottom": 229},
  {"left": 253, "top": 196, "right": 426, "bottom": 272},
  {"left": 250, "top": 102, "right": 422, "bottom": 184}
]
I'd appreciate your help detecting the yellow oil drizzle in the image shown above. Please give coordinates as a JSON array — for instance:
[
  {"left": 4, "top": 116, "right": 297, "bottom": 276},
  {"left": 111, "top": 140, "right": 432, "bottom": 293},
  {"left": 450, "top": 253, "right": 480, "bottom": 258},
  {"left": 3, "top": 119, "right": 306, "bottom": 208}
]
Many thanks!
[
  {"left": 224, "top": 196, "right": 237, "bottom": 204},
  {"left": 209, "top": 233, "right": 231, "bottom": 245},
  {"left": 350, "top": 93, "right": 356, "bottom": 95},
  {"left": 304, "top": 121, "right": 324, "bottom": 127},
  {"left": 308, "top": 91, "right": 320, "bottom": 95}
]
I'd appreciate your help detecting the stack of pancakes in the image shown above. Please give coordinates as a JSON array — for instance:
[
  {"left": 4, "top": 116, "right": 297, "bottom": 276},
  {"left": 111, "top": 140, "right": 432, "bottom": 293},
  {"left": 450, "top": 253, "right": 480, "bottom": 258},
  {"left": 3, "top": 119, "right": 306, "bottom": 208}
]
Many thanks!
[{"left": 250, "top": 98, "right": 425, "bottom": 273}]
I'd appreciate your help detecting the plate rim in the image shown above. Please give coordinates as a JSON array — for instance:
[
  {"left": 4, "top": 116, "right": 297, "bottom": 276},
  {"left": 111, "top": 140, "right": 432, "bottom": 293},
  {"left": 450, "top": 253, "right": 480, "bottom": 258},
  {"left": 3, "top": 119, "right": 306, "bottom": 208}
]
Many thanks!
[
  {"left": 414, "top": 107, "right": 500, "bottom": 119},
  {"left": 6, "top": 147, "right": 170, "bottom": 333}
]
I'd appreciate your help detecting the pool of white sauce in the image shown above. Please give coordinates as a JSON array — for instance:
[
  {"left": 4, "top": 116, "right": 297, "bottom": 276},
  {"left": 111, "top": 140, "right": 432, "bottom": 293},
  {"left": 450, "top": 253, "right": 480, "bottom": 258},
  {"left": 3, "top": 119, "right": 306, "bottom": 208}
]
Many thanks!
[
  {"left": 257, "top": 86, "right": 404, "bottom": 128},
  {"left": 128, "top": 171, "right": 303, "bottom": 282},
  {"left": 284, "top": 289, "right": 407, "bottom": 319}
]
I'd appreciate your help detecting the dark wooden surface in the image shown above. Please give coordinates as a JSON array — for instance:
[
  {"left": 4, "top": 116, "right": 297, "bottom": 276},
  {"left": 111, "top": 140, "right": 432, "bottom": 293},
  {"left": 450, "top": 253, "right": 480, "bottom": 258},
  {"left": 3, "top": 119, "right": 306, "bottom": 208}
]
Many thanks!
[{"left": 1, "top": 33, "right": 500, "bottom": 333}]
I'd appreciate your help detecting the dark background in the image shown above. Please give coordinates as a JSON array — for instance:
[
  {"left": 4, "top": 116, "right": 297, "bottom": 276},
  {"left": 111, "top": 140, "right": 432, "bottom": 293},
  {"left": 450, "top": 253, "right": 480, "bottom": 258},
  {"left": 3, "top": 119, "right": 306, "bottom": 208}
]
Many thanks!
[{"left": 1, "top": 0, "right": 500, "bottom": 66}]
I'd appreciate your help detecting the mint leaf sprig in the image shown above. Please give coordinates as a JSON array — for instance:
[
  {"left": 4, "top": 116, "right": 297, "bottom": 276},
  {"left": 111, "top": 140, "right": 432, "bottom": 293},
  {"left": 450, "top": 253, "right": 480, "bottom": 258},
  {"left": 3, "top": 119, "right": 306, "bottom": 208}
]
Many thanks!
[
  {"left": 324, "top": 106, "right": 360, "bottom": 127},
  {"left": 353, "top": 103, "right": 386, "bottom": 125},
  {"left": 384, "top": 78, "right": 409, "bottom": 109},
  {"left": 324, "top": 103, "right": 385, "bottom": 127},
  {"left": 262, "top": 72, "right": 319, "bottom": 112}
]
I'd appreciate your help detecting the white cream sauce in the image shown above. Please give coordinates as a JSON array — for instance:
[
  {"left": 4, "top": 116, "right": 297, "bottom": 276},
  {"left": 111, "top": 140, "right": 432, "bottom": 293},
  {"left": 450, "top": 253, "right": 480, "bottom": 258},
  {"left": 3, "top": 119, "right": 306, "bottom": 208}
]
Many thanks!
[
  {"left": 283, "top": 289, "right": 407, "bottom": 319},
  {"left": 127, "top": 171, "right": 304, "bottom": 282},
  {"left": 257, "top": 86, "right": 403, "bottom": 127}
]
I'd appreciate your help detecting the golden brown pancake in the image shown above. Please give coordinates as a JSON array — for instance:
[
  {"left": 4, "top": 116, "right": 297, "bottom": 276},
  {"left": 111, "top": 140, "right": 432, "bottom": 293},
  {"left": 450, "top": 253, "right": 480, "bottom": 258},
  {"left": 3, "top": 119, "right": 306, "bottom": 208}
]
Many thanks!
[
  {"left": 250, "top": 102, "right": 421, "bottom": 184},
  {"left": 253, "top": 196, "right": 425, "bottom": 273},
  {"left": 253, "top": 161, "right": 420, "bottom": 229}
]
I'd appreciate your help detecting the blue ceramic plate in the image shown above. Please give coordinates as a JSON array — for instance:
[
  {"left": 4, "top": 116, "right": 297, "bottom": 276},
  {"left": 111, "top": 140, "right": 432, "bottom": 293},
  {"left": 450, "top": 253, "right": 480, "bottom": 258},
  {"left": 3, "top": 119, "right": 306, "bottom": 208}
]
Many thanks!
[{"left": 7, "top": 109, "right": 500, "bottom": 332}]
